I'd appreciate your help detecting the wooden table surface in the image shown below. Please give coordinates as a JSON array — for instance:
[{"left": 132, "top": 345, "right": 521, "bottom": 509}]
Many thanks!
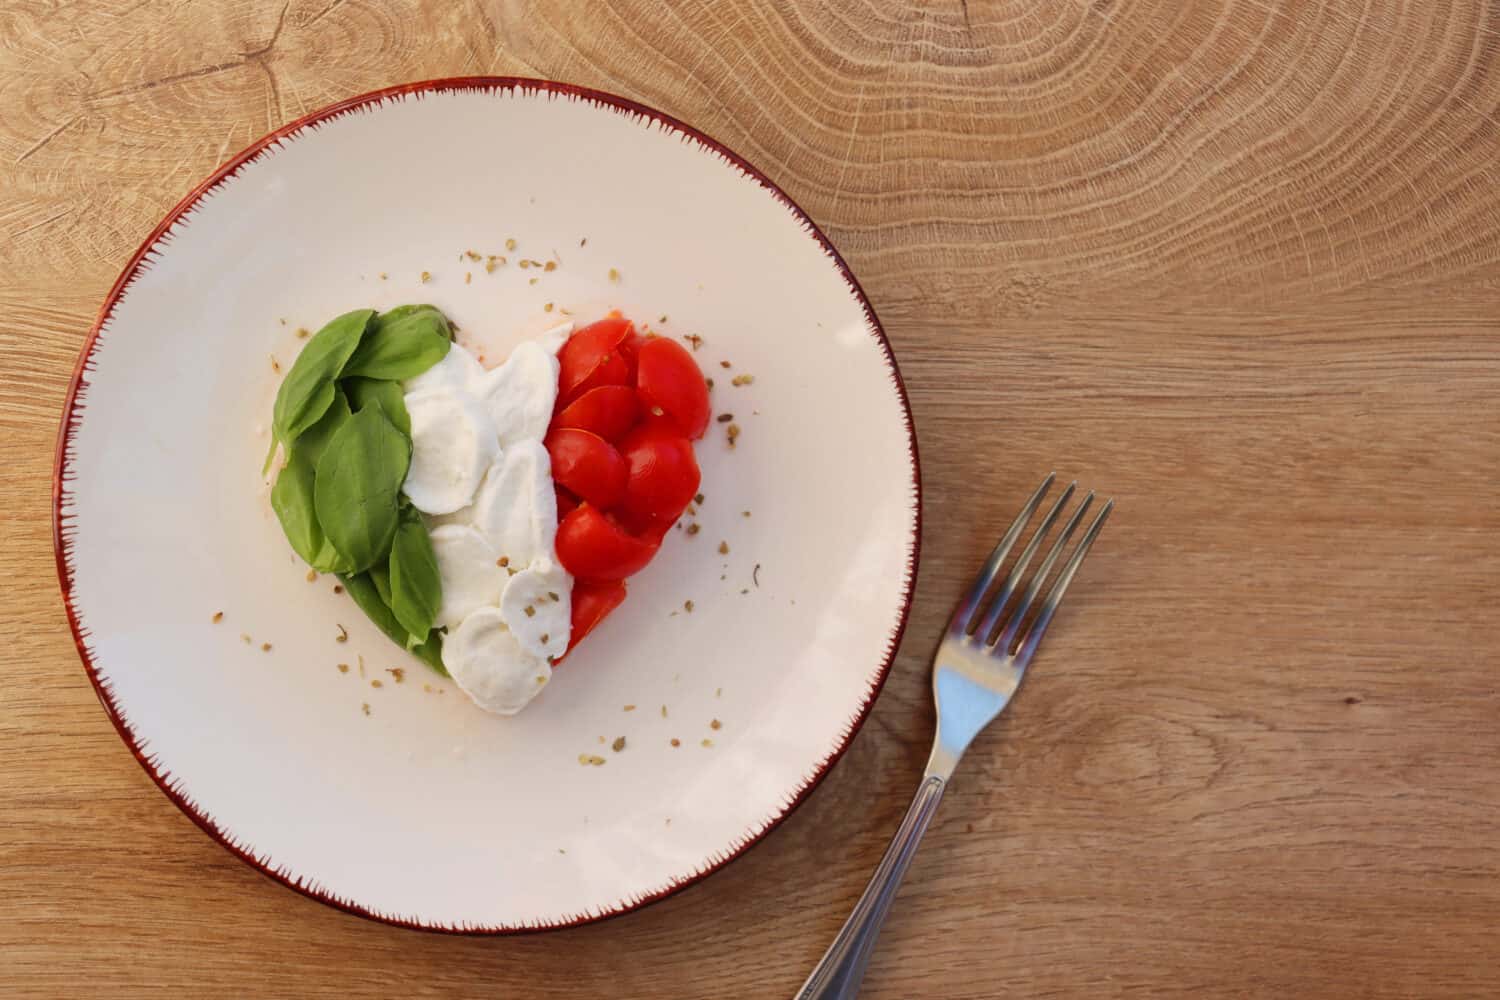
[{"left": 5, "top": 1, "right": 1500, "bottom": 996}]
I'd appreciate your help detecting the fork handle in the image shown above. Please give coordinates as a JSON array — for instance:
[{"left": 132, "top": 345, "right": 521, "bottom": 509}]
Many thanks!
[{"left": 796, "top": 774, "right": 947, "bottom": 1000}]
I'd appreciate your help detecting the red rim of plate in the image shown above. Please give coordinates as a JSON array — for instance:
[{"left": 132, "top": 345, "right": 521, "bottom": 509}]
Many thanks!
[{"left": 51, "top": 76, "right": 923, "bottom": 934}]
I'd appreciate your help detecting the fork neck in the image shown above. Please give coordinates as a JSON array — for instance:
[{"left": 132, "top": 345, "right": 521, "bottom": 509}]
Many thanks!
[{"left": 923, "top": 739, "right": 962, "bottom": 782}]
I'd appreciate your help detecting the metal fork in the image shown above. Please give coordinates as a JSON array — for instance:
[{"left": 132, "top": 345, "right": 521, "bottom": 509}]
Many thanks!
[{"left": 797, "top": 474, "right": 1113, "bottom": 1000}]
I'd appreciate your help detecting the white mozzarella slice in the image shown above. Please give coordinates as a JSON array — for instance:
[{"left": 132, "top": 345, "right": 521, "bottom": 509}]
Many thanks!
[
  {"left": 498, "top": 559, "right": 572, "bottom": 661},
  {"left": 422, "top": 504, "right": 475, "bottom": 531},
  {"left": 443, "top": 607, "right": 552, "bottom": 715},
  {"left": 472, "top": 440, "right": 558, "bottom": 568},
  {"left": 403, "top": 390, "right": 501, "bottom": 515},
  {"left": 481, "top": 341, "right": 559, "bottom": 447},
  {"left": 428, "top": 524, "right": 503, "bottom": 628},
  {"left": 536, "top": 320, "right": 575, "bottom": 355},
  {"left": 403, "top": 343, "right": 486, "bottom": 397}
]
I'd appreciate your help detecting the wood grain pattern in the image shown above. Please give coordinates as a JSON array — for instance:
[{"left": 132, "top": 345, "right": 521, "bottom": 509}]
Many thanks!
[{"left": 4, "top": 0, "right": 1500, "bottom": 996}]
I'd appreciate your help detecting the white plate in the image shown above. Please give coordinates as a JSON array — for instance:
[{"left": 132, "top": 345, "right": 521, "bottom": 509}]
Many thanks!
[{"left": 54, "top": 79, "right": 920, "bottom": 932}]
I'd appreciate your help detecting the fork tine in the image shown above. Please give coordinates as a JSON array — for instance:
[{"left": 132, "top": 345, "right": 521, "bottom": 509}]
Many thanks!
[
  {"left": 950, "top": 473, "right": 1055, "bottom": 634},
  {"left": 971, "top": 481, "right": 1077, "bottom": 643},
  {"left": 994, "top": 491, "right": 1094, "bottom": 654},
  {"left": 1013, "top": 498, "right": 1113, "bottom": 667}
]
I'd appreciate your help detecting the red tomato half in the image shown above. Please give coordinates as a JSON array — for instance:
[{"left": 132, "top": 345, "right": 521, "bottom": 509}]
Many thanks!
[
  {"left": 619, "top": 329, "right": 648, "bottom": 372},
  {"left": 630, "top": 410, "right": 685, "bottom": 439},
  {"left": 545, "top": 428, "right": 628, "bottom": 509},
  {"left": 553, "top": 385, "right": 640, "bottom": 444},
  {"left": 560, "top": 352, "right": 628, "bottom": 409},
  {"left": 614, "top": 507, "right": 676, "bottom": 544},
  {"left": 636, "top": 337, "right": 710, "bottom": 439},
  {"left": 555, "top": 485, "right": 579, "bottom": 519},
  {"left": 567, "top": 579, "right": 628, "bottom": 652},
  {"left": 555, "top": 504, "right": 660, "bottom": 581},
  {"left": 619, "top": 423, "right": 700, "bottom": 523},
  {"left": 558, "top": 317, "right": 633, "bottom": 406}
]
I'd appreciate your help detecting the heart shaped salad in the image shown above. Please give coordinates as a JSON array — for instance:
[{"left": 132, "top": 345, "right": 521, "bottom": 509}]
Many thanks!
[{"left": 265, "top": 306, "right": 708, "bottom": 714}]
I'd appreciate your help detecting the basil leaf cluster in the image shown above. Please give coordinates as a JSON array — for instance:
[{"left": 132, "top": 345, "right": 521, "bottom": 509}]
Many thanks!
[{"left": 267, "top": 305, "right": 452, "bottom": 671}]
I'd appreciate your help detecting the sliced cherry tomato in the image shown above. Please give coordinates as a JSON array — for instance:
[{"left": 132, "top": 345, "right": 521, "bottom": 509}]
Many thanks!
[
  {"left": 558, "top": 317, "right": 633, "bottom": 406},
  {"left": 636, "top": 336, "right": 710, "bottom": 439},
  {"left": 630, "top": 409, "right": 684, "bottom": 439},
  {"left": 560, "top": 352, "right": 628, "bottom": 409},
  {"left": 555, "top": 485, "right": 579, "bottom": 519},
  {"left": 615, "top": 507, "right": 676, "bottom": 544},
  {"left": 545, "top": 428, "right": 628, "bottom": 509},
  {"left": 555, "top": 504, "right": 660, "bottom": 581},
  {"left": 566, "top": 579, "right": 628, "bottom": 652},
  {"left": 619, "top": 329, "right": 648, "bottom": 374},
  {"left": 552, "top": 385, "right": 640, "bottom": 444},
  {"left": 619, "top": 422, "right": 700, "bottom": 523},
  {"left": 561, "top": 317, "right": 631, "bottom": 368}
]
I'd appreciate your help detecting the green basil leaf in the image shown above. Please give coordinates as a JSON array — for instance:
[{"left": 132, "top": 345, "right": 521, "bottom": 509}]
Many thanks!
[
  {"left": 413, "top": 631, "right": 446, "bottom": 675},
  {"left": 340, "top": 571, "right": 402, "bottom": 642},
  {"left": 370, "top": 562, "right": 394, "bottom": 608},
  {"left": 272, "top": 448, "right": 352, "bottom": 573},
  {"left": 270, "top": 448, "right": 323, "bottom": 567},
  {"left": 298, "top": 387, "right": 351, "bottom": 467},
  {"left": 389, "top": 506, "right": 442, "bottom": 643},
  {"left": 313, "top": 404, "right": 410, "bottom": 573},
  {"left": 266, "top": 308, "right": 375, "bottom": 471},
  {"left": 377, "top": 302, "right": 448, "bottom": 331},
  {"left": 343, "top": 376, "right": 410, "bottom": 436},
  {"left": 340, "top": 304, "right": 451, "bottom": 381},
  {"left": 339, "top": 572, "right": 448, "bottom": 675},
  {"left": 310, "top": 539, "right": 348, "bottom": 574}
]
